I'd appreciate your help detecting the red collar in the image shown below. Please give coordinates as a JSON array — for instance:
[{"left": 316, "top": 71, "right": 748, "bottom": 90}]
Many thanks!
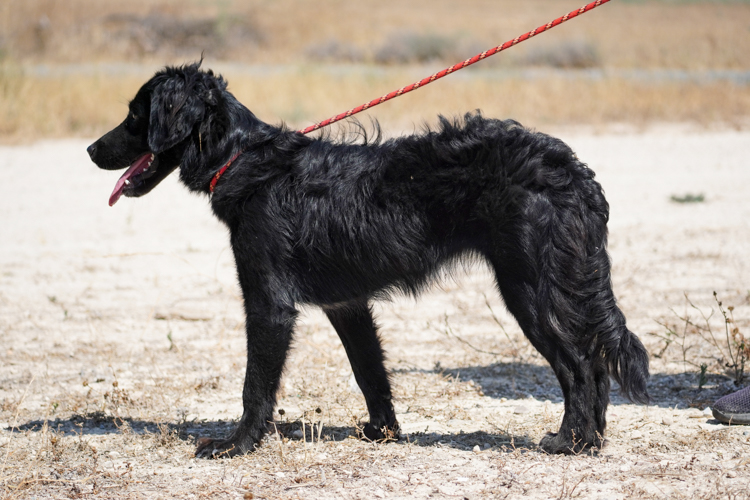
[{"left": 209, "top": 150, "right": 244, "bottom": 193}]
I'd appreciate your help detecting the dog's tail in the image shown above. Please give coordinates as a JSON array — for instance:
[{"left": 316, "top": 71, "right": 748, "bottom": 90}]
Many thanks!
[{"left": 602, "top": 319, "right": 650, "bottom": 405}]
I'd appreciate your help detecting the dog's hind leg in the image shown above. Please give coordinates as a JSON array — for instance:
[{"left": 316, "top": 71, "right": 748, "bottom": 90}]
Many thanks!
[
  {"left": 484, "top": 185, "right": 642, "bottom": 454},
  {"left": 490, "top": 250, "right": 605, "bottom": 454},
  {"left": 324, "top": 300, "right": 399, "bottom": 441}
]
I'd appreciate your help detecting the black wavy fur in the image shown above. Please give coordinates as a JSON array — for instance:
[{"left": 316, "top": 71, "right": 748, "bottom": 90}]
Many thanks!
[{"left": 88, "top": 63, "right": 650, "bottom": 458}]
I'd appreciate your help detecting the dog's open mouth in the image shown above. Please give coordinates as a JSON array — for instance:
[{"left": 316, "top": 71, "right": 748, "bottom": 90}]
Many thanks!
[{"left": 109, "top": 152, "right": 157, "bottom": 206}]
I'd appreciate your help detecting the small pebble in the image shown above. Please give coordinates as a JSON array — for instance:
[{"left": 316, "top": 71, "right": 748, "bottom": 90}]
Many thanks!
[
  {"left": 662, "top": 416, "right": 674, "bottom": 426},
  {"left": 513, "top": 405, "right": 530, "bottom": 414},
  {"left": 292, "top": 429, "right": 304, "bottom": 439},
  {"left": 472, "top": 445, "right": 481, "bottom": 453},
  {"left": 703, "top": 407, "right": 713, "bottom": 417},
  {"left": 630, "top": 430, "right": 644, "bottom": 440}
]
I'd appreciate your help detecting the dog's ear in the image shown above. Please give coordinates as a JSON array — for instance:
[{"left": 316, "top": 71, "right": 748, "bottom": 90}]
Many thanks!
[{"left": 148, "top": 75, "right": 205, "bottom": 154}]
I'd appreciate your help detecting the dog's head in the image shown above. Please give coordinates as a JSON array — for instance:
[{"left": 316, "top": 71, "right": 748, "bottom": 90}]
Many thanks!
[{"left": 87, "top": 62, "right": 227, "bottom": 206}]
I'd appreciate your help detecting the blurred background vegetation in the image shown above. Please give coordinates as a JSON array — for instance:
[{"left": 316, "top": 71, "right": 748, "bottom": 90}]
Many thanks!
[{"left": 0, "top": 0, "right": 749, "bottom": 140}]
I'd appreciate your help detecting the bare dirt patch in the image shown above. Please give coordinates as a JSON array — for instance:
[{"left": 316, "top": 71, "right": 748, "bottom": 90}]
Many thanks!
[{"left": 1, "top": 128, "right": 750, "bottom": 498}]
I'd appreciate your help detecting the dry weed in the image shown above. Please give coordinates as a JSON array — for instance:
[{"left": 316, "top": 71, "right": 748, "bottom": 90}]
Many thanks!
[{"left": 652, "top": 292, "right": 750, "bottom": 386}]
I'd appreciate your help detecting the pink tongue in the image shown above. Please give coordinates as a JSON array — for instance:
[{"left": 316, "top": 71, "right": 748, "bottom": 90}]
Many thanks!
[{"left": 109, "top": 153, "right": 154, "bottom": 206}]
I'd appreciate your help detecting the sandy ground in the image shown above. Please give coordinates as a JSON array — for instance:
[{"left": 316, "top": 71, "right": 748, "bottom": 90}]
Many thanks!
[{"left": 1, "top": 126, "right": 750, "bottom": 499}]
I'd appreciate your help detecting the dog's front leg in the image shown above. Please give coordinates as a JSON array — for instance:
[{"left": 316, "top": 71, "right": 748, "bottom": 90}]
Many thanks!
[{"left": 196, "top": 286, "right": 296, "bottom": 458}]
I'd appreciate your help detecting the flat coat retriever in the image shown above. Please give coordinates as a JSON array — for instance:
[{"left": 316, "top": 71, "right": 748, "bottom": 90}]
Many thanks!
[{"left": 87, "top": 63, "right": 649, "bottom": 458}]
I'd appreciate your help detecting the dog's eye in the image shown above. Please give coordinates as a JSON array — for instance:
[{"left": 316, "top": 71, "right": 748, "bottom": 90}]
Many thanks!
[{"left": 125, "top": 112, "right": 141, "bottom": 133}]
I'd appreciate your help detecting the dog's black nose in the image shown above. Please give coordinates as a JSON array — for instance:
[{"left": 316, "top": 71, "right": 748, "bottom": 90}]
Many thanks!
[{"left": 87, "top": 143, "right": 97, "bottom": 160}]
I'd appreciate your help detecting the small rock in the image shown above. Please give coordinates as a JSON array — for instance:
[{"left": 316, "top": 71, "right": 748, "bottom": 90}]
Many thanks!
[
  {"left": 662, "top": 416, "right": 674, "bottom": 426},
  {"left": 703, "top": 407, "right": 713, "bottom": 417},
  {"left": 727, "top": 471, "right": 737, "bottom": 478},
  {"left": 513, "top": 405, "right": 530, "bottom": 414},
  {"left": 630, "top": 430, "right": 644, "bottom": 440},
  {"left": 472, "top": 445, "right": 481, "bottom": 453},
  {"left": 483, "top": 443, "right": 491, "bottom": 449},
  {"left": 155, "top": 308, "right": 213, "bottom": 321},
  {"left": 108, "top": 451, "right": 121, "bottom": 459},
  {"left": 292, "top": 429, "right": 304, "bottom": 439}
]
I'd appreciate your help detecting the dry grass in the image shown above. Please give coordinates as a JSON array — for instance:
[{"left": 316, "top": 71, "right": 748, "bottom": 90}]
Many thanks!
[
  {"left": 1, "top": 0, "right": 750, "bottom": 140},
  {"left": 1, "top": 65, "right": 749, "bottom": 140},
  {"left": 2, "top": 0, "right": 750, "bottom": 69}
]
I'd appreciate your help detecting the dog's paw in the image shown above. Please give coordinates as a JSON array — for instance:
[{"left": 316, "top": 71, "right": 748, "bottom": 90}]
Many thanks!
[
  {"left": 195, "top": 437, "right": 255, "bottom": 459},
  {"left": 359, "top": 422, "right": 400, "bottom": 442},
  {"left": 539, "top": 432, "right": 575, "bottom": 454},
  {"left": 539, "top": 432, "right": 604, "bottom": 455}
]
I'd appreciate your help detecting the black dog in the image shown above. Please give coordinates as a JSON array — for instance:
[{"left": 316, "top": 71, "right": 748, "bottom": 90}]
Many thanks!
[{"left": 87, "top": 63, "right": 649, "bottom": 457}]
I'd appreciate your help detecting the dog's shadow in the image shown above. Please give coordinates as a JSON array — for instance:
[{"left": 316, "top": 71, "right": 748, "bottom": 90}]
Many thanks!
[
  {"left": 10, "top": 414, "right": 537, "bottom": 456},
  {"left": 405, "top": 361, "right": 565, "bottom": 403},
  {"left": 8, "top": 413, "right": 536, "bottom": 454},
  {"left": 7, "top": 363, "right": 733, "bottom": 454},
  {"left": 436, "top": 361, "right": 736, "bottom": 410}
]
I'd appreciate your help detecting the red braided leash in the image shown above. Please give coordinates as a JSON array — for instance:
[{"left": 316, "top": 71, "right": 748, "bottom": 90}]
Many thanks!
[{"left": 298, "top": 0, "right": 611, "bottom": 135}]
